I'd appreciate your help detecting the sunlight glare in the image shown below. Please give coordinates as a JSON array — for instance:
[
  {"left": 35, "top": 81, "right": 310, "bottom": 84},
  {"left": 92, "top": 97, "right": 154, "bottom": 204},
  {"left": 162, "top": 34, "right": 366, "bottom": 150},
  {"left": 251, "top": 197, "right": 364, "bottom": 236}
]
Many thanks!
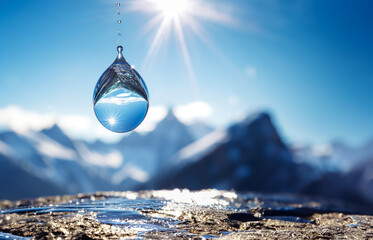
[
  {"left": 108, "top": 117, "right": 116, "bottom": 126},
  {"left": 154, "top": 0, "right": 190, "bottom": 18},
  {"left": 127, "top": 0, "right": 238, "bottom": 97}
]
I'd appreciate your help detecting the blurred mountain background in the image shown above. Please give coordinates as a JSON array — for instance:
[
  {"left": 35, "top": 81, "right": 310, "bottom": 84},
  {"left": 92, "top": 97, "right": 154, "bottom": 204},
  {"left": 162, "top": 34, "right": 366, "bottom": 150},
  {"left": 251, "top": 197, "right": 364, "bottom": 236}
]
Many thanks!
[
  {"left": 0, "top": 0, "right": 372, "bottom": 212},
  {"left": 1, "top": 109, "right": 372, "bottom": 208}
]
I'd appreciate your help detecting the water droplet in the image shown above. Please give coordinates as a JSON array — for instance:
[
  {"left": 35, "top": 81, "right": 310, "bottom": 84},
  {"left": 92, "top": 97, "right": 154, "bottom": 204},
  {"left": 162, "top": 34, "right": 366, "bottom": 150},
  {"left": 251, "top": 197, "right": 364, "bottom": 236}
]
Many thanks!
[
  {"left": 117, "top": 3, "right": 120, "bottom": 7},
  {"left": 118, "top": 20, "right": 121, "bottom": 24},
  {"left": 117, "top": 12, "right": 120, "bottom": 15},
  {"left": 93, "top": 46, "right": 149, "bottom": 133},
  {"left": 118, "top": 33, "right": 121, "bottom": 36}
]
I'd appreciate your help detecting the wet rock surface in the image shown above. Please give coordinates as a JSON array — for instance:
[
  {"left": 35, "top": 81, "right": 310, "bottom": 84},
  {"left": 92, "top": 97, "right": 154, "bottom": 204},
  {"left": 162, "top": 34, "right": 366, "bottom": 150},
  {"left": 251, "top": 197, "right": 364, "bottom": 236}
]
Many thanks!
[{"left": 0, "top": 190, "right": 372, "bottom": 239}]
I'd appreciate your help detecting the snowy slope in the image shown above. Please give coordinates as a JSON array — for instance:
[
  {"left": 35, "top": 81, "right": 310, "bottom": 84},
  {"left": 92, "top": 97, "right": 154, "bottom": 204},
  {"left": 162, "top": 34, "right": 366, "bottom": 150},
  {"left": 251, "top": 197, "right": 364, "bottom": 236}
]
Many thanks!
[
  {"left": 150, "top": 112, "right": 319, "bottom": 192},
  {"left": 292, "top": 140, "right": 373, "bottom": 172},
  {"left": 0, "top": 126, "right": 141, "bottom": 199},
  {"left": 0, "top": 128, "right": 109, "bottom": 194},
  {"left": 0, "top": 109, "right": 213, "bottom": 200},
  {"left": 2, "top": 108, "right": 371, "bottom": 205},
  {"left": 101, "top": 110, "right": 210, "bottom": 176}
]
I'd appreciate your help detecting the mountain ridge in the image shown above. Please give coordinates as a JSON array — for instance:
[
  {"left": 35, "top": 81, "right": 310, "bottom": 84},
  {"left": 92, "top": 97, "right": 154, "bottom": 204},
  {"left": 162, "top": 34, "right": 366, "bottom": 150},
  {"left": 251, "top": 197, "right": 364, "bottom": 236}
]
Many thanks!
[
  {"left": 0, "top": 110, "right": 372, "bottom": 207},
  {"left": 0, "top": 109, "right": 213, "bottom": 200}
]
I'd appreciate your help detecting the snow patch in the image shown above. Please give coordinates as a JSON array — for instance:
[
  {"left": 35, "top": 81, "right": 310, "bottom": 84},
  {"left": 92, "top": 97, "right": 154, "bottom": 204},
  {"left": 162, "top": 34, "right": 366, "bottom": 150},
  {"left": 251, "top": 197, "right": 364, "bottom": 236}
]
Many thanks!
[
  {"left": 312, "top": 144, "right": 333, "bottom": 157},
  {"left": 19, "top": 131, "right": 77, "bottom": 161},
  {"left": 174, "top": 130, "right": 228, "bottom": 166},
  {"left": 75, "top": 142, "right": 123, "bottom": 168},
  {"left": 36, "top": 139, "right": 77, "bottom": 160},
  {"left": 0, "top": 140, "right": 13, "bottom": 157},
  {"left": 112, "top": 163, "right": 149, "bottom": 184}
]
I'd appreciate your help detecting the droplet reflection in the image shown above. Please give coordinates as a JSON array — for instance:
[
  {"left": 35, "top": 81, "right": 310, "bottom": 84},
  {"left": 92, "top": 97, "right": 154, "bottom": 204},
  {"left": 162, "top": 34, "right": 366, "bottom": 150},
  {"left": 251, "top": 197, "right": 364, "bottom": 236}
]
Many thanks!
[{"left": 93, "top": 46, "right": 149, "bottom": 133}]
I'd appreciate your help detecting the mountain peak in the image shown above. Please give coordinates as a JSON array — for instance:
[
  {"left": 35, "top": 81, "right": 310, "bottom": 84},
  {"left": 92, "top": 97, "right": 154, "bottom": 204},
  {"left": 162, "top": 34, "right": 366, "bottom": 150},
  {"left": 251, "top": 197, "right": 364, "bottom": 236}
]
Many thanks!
[
  {"left": 42, "top": 124, "right": 64, "bottom": 136},
  {"left": 41, "top": 124, "right": 75, "bottom": 150},
  {"left": 229, "top": 111, "right": 281, "bottom": 143},
  {"left": 153, "top": 109, "right": 185, "bottom": 131},
  {"left": 163, "top": 108, "right": 179, "bottom": 122},
  {"left": 242, "top": 111, "right": 271, "bottom": 127}
]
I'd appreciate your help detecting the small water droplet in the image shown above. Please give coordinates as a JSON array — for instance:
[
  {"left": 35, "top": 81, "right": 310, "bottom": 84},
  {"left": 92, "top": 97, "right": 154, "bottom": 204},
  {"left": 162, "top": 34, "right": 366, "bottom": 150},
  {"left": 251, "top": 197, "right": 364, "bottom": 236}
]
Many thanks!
[
  {"left": 118, "top": 20, "right": 121, "bottom": 24},
  {"left": 93, "top": 46, "right": 149, "bottom": 133},
  {"left": 117, "top": 12, "right": 120, "bottom": 15},
  {"left": 117, "top": 29, "right": 120, "bottom": 33},
  {"left": 117, "top": 45, "right": 123, "bottom": 53},
  {"left": 117, "top": 3, "right": 120, "bottom": 7},
  {"left": 118, "top": 33, "right": 121, "bottom": 37}
]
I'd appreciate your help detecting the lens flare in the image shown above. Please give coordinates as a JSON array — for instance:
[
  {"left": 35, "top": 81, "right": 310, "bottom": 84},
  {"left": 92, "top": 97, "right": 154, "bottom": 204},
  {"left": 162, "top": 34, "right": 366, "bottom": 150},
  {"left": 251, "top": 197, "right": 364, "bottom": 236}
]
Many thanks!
[
  {"left": 127, "top": 0, "right": 238, "bottom": 97},
  {"left": 108, "top": 117, "right": 116, "bottom": 126},
  {"left": 154, "top": 0, "right": 190, "bottom": 18}
]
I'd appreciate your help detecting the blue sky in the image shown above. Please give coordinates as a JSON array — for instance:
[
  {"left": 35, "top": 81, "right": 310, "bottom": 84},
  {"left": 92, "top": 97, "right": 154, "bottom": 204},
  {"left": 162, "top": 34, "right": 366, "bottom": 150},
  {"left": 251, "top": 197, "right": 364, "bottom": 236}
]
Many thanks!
[{"left": 0, "top": 0, "right": 372, "bottom": 145}]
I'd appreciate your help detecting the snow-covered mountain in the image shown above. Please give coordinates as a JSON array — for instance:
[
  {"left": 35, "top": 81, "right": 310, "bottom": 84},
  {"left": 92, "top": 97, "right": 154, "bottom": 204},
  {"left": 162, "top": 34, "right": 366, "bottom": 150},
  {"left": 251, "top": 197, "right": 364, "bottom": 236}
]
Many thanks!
[
  {"left": 115, "top": 110, "right": 197, "bottom": 175},
  {"left": 149, "top": 112, "right": 319, "bottom": 192},
  {"left": 145, "top": 112, "right": 373, "bottom": 206},
  {"left": 1, "top": 108, "right": 372, "bottom": 207},
  {"left": 303, "top": 144, "right": 373, "bottom": 206},
  {"left": 0, "top": 127, "right": 123, "bottom": 199},
  {"left": 85, "top": 110, "right": 213, "bottom": 176},
  {"left": 292, "top": 140, "right": 373, "bottom": 172},
  {"left": 0, "top": 109, "right": 212, "bottom": 200}
]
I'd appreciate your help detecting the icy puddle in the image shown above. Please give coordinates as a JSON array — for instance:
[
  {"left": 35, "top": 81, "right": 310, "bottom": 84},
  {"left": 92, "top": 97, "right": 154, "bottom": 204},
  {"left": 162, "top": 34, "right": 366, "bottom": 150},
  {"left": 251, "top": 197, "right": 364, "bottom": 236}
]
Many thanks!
[
  {"left": 1, "top": 199, "right": 173, "bottom": 235},
  {"left": 0, "top": 189, "right": 371, "bottom": 239},
  {"left": 0, "top": 190, "right": 246, "bottom": 239}
]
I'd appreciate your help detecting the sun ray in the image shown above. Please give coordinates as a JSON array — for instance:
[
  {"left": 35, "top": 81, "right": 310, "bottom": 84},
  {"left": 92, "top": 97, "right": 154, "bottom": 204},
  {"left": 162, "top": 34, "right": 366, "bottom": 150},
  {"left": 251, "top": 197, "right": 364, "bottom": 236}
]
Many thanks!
[
  {"left": 127, "top": 0, "right": 239, "bottom": 95},
  {"left": 139, "top": 13, "right": 164, "bottom": 37},
  {"left": 173, "top": 16, "right": 199, "bottom": 97},
  {"left": 184, "top": 15, "right": 242, "bottom": 77},
  {"left": 192, "top": 3, "right": 238, "bottom": 27},
  {"left": 142, "top": 16, "right": 172, "bottom": 69},
  {"left": 175, "top": 17, "right": 199, "bottom": 98}
]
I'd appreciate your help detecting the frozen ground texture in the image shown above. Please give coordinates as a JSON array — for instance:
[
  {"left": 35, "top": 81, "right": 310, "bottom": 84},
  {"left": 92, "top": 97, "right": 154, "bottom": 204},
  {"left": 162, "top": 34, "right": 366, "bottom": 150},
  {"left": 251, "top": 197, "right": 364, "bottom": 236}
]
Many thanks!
[{"left": 1, "top": 189, "right": 373, "bottom": 239}]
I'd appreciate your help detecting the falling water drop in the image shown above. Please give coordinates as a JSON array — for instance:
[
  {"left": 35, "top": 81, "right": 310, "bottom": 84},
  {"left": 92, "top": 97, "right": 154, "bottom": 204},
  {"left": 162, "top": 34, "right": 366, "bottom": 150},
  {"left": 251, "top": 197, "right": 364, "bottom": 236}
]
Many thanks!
[
  {"left": 93, "top": 46, "right": 149, "bottom": 133},
  {"left": 117, "top": 3, "right": 120, "bottom": 7},
  {"left": 117, "top": 20, "right": 121, "bottom": 24}
]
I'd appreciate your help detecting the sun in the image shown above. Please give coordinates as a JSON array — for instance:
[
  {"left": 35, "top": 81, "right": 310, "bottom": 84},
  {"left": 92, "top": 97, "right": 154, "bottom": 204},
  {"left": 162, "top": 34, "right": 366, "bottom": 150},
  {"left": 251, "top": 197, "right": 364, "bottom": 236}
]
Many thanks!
[
  {"left": 127, "top": 0, "right": 237, "bottom": 96},
  {"left": 154, "top": 0, "right": 190, "bottom": 18},
  {"left": 108, "top": 117, "right": 116, "bottom": 126}
]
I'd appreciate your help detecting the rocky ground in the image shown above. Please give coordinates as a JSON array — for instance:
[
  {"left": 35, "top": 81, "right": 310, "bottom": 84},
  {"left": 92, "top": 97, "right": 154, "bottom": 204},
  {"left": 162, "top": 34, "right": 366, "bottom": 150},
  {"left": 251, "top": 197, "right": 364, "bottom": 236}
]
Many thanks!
[{"left": 0, "top": 190, "right": 372, "bottom": 239}]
